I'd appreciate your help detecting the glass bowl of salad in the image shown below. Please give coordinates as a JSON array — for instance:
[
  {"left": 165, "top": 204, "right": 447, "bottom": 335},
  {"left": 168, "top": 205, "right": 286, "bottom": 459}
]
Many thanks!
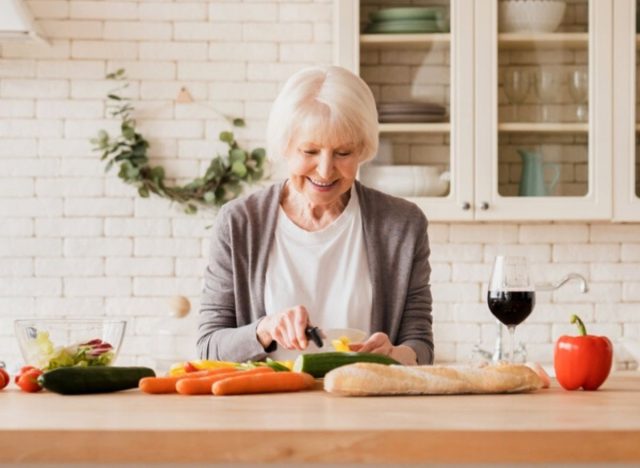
[{"left": 14, "top": 318, "right": 126, "bottom": 370}]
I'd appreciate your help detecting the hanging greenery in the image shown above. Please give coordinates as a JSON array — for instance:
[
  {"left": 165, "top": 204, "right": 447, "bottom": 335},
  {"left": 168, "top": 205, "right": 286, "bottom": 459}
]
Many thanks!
[{"left": 91, "top": 69, "right": 266, "bottom": 214}]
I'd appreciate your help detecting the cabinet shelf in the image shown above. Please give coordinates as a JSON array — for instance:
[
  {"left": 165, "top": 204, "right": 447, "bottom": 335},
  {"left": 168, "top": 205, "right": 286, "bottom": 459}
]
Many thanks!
[
  {"left": 498, "top": 32, "right": 588, "bottom": 49},
  {"left": 359, "top": 32, "right": 588, "bottom": 49},
  {"left": 379, "top": 122, "right": 450, "bottom": 133},
  {"left": 360, "top": 33, "right": 450, "bottom": 49},
  {"left": 498, "top": 122, "right": 589, "bottom": 133}
]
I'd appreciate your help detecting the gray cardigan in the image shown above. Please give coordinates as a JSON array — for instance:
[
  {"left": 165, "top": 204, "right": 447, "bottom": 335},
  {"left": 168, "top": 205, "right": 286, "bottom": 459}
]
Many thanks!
[{"left": 197, "top": 180, "right": 434, "bottom": 364}]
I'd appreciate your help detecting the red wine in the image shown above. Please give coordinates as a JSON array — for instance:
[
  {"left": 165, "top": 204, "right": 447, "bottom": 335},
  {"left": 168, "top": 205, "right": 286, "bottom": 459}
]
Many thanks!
[{"left": 487, "top": 290, "right": 535, "bottom": 326}]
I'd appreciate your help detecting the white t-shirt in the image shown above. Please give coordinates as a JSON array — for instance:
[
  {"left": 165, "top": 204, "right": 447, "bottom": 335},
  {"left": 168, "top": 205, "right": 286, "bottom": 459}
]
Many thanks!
[{"left": 263, "top": 185, "right": 372, "bottom": 361}]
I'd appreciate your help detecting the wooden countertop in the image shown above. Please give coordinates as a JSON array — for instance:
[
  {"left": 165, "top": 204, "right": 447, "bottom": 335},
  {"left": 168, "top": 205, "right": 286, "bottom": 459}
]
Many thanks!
[{"left": 1, "top": 373, "right": 639, "bottom": 464}]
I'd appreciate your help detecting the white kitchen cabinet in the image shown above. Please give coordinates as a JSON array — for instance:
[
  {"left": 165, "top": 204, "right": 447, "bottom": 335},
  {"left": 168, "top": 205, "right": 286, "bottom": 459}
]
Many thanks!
[
  {"left": 475, "top": 0, "right": 611, "bottom": 220},
  {"left": 335, "top": 0, "right": 475, "bottom": 221},
  {"left": 613, "top": 0, "right": 640, "bottom": 221},
  {"left": 335, "top": 0, "right": 618, "bottom": 221}
]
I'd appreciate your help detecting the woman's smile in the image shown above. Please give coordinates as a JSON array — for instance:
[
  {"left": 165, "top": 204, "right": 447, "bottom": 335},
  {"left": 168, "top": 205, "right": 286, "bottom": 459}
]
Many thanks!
[{"left": 306, "top": 176, "right": 338, "bottom": 191}]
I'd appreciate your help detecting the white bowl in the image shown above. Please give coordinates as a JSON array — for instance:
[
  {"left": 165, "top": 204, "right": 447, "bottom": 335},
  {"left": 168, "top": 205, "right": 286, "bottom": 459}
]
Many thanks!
[
  {"left": 360, "top": 165, "right": 450, "bottom": 197},
  {"left": 499, "top": 0, "right": 567, "bottom": 33}
]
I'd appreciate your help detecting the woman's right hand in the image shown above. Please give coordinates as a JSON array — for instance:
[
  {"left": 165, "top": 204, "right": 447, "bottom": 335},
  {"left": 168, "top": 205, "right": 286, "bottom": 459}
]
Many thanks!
[{"left": 256, "top": 305, "right": 310, "bottom": 351}]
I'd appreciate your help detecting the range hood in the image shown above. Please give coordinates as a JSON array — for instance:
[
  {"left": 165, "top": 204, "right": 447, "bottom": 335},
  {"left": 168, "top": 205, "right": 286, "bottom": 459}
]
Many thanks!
[{"left": 0, "top": 0, "right": 47, "bottom": 43}]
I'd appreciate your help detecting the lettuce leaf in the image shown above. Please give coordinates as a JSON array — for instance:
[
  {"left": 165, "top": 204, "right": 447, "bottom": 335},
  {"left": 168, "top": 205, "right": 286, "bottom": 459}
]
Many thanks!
[{"left": 33, "top": 331, "right": 114, "bottom": 370}]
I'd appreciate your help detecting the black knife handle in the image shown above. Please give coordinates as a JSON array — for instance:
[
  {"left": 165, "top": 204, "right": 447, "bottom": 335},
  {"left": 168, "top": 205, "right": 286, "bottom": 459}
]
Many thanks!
[{"left": 305, "top": 326, "right": 323, "bottom": 348}]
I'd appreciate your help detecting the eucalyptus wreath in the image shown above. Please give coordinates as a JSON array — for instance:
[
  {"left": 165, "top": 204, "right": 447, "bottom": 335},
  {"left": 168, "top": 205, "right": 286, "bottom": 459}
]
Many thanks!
[{"left": 91, "top": 69, "right": 267, "bottom": 214}]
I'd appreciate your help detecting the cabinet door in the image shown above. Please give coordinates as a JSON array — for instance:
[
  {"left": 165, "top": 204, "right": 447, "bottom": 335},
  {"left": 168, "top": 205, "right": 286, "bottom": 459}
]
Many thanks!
[
  {"left": 475, "top": 0, "right": 612, "bottom": 220},
  {"left": 335, "top": 0, "right": 474, "bottom": 221},
  {"left": 613, "top": 0, "right": 640, "bottom": 220}
]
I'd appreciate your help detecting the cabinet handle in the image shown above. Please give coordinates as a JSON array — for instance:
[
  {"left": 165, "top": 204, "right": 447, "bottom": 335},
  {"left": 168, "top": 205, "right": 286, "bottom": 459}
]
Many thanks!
[
  {"left": 480, "top": 202, "right": 489, "bottom": 210},
  {"left": 461, "top": 202, "right": 471, "bottom": 211}
]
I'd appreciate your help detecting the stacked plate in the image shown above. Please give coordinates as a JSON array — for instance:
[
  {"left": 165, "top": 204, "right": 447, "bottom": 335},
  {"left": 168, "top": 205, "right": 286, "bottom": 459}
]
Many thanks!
[
  {"left": 364, "top": 7, "right": 448, "bottom": 34},
  {"left": 378, "top": 101, "right": 447, "bottom": 123}
]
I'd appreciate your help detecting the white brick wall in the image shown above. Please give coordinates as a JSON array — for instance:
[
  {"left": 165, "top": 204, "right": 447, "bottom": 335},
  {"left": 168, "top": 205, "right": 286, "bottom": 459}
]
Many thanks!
[{"left": 0, "top": 0, "right": 638, "bottom": 373}]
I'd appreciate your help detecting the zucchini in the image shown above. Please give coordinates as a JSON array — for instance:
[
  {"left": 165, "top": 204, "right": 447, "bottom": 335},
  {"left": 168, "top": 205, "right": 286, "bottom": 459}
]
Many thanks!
[
  {"left": 39, "top": 366, "right": 155, "bottom": 395},
  {"left": 293, "top": 352, "right": 399, "bottom": 378}
]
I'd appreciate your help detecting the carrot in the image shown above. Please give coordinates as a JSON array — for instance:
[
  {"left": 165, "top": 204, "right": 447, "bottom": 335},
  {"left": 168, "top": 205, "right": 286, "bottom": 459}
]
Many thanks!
[
  {"left": 139, "top": 368, "right": 237, "bottom": 394},
  {"left": 176, "top": 367, "right": 273, "bottom": 395},
  {"left": 212, "top": 371, "right": 315, "bottom": 396}
]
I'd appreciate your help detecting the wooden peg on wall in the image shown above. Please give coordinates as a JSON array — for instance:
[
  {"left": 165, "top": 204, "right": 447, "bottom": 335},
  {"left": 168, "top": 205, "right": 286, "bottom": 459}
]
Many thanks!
[{"left": 176, "top": 86, "right": 193, "bottom": 103}]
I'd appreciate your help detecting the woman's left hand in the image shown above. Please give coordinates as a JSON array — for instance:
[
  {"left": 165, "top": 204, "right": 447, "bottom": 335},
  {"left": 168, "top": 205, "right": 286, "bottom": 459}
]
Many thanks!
[
  {"left": 349, "top": 332, "right": 394, "bottom": 356},
  {"left": 349, "top": 333, "right": 418, "bottom": 365}
]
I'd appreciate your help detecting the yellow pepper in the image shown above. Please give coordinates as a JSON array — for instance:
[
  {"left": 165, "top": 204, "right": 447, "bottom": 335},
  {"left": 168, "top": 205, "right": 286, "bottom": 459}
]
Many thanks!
[
  {"left": 191, "top": 360, "right": 237, "bottom": 370},
  {"left": 279, "top": 360, "right": 294, "bottom": 370},
  {"left": 168, "top": 360, "right": 238, "bottom": 376},
  {"left": 331, "top": 336, "right": 351, "bottom": 352}
]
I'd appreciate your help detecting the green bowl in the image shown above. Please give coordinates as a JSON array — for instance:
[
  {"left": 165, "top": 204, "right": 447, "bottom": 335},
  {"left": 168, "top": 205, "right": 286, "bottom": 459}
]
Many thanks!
[
  {"left": 369, "top": 7, "right": 443, "bottom": 22},
  {"left": 364, "top": 19, "right": 441, "bottom": 34}
]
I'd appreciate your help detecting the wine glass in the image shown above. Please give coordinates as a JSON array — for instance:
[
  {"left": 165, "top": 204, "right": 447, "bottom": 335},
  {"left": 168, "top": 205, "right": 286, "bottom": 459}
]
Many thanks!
[
  {"left": 503, "top": 68, "right": 531, "bottom": 122},
  {"left": 535, "top": 68, "right": 561, "bottom": 122},
  {"left": 568, "top": 68, "right": 588, "bottom": 122},
  {"left": 487, "top": 256, "right": 536, "bottom": 362}
]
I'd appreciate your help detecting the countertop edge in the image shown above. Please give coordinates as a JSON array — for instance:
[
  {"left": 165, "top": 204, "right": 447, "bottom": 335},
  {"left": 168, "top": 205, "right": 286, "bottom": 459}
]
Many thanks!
[{"left": 1, "top": 429, "right": 639, "bottom": 463}]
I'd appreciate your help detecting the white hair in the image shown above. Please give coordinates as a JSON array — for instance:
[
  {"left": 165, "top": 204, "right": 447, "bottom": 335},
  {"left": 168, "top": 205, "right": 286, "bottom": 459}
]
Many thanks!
[{"left": 266, "top": 65, "right": 379, "bottom": 163}]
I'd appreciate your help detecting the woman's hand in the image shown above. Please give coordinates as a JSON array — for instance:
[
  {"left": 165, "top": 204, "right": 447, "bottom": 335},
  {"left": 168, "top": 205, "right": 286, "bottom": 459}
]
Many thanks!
[
  {"left": 349, "top": 332, "right": 417, "bottom": 365},
  {"left": 257, "top": 305, "right": 310, "bottom": 351},
  {"left": 349, "top": 332, "right": 394, "bottom": 356}
]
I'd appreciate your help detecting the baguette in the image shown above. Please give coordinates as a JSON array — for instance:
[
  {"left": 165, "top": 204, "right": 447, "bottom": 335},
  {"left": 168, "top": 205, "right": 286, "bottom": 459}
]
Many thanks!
[{"left": 324, "top": 362, "right": 544, "bottom": 396}]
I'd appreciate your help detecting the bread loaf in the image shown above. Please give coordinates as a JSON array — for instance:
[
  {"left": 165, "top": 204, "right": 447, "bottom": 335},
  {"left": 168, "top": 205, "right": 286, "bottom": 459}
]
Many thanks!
[{"left": 324, "top": 362, "right": 544, "bottom": 396}]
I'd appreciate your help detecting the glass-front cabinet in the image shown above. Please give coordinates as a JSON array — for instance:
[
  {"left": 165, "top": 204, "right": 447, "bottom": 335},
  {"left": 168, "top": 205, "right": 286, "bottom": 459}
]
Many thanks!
[
  {"left": 613, "top": 0, "right": 640, "bottom": 220},
  {"left": 335, "top": 0, "right": 475, "bottom": 220},
  {"left": 335, "top": 0, "right": 619, "bottom": 221},
  {"left": 476, "top": 0, "right": 611, "bottom": 220}
]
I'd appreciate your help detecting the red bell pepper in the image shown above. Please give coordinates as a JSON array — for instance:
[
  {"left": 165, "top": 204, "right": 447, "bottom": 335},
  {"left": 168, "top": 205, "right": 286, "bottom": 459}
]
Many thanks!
[{"left": 554, "top": 314, "right": 613, "bottom": 391}]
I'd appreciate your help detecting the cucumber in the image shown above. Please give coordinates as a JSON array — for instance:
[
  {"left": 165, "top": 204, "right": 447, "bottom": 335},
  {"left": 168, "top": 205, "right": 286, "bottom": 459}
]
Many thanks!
[
  {"left": 39, "top": 366, "right": 155, "bottom": 395},
  {"left": 293, "top": 352, "right": 399, "bottom": 378}
]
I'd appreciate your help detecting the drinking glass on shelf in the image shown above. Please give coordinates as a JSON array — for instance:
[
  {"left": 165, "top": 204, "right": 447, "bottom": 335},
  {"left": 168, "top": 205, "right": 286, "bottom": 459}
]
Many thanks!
[
  {"left": 535, "top": 69, "right": 561, "bottom": 122},
  {"left": 503, "top": 68, "right": 531, "bottom": 122},
  {"left": 568, "top": 68, "right": 588, "bottom": 122},
  {"left": 487, "top": 256, "right": 536, "bottom": 362}
]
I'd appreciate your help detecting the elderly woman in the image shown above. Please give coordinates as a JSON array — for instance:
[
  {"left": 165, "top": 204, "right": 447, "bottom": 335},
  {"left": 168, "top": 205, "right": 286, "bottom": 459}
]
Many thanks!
[{"left": 197, "top": 65, "right": 433, "bottom": 366}]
